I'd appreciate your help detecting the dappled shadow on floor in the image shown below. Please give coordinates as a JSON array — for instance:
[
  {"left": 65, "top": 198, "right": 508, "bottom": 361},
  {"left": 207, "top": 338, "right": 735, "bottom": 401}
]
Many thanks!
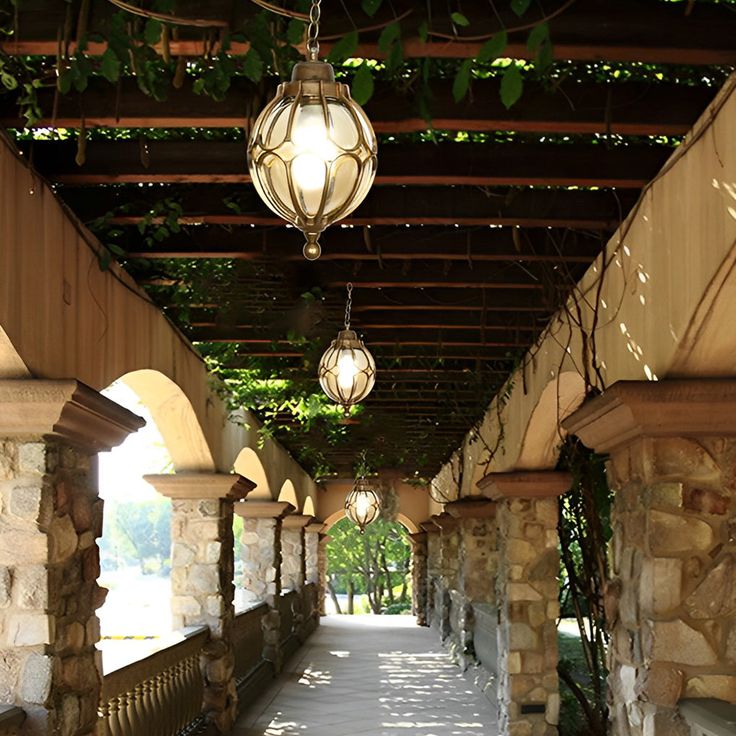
[{"left": 234, "top": 615, "right": 497, "bottom": 736}]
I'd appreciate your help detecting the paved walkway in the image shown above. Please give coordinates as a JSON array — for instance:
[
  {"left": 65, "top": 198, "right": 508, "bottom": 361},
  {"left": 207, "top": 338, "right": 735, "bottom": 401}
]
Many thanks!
[{"left": 234, "top": 615, "right": 498, "bottom": 736}]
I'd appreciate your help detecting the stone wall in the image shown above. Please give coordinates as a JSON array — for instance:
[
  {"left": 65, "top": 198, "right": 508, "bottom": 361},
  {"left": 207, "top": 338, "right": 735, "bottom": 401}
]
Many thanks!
[
  {"left": 605, "top": 436, "right": 736, "bottom": 736},
  {"left": 240, "top": 517, "right": 281, "bottom": 607},
  {"left": 496, "top": 497, "right": 560, "bottom": 736},
  {"left": 425, "top": 528, "right": 441, "bottom": 629},
  {"left": 409, "top": 532, "right": 428, "bottom": 626},
  {"left": 280, "top": 528, "right": 303, "bottom": 592},
  {"left": 0, "top": 439, "right": 105, "bottom": 736},
  {"left": 304, "top": 531, "right": 319, "bottom": 585}
]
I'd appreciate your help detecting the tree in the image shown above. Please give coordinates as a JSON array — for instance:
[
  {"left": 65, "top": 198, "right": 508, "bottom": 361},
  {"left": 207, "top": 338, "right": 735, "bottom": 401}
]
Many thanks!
[{"left": 326, "top": 517, "right": 411, "bottom": 614}]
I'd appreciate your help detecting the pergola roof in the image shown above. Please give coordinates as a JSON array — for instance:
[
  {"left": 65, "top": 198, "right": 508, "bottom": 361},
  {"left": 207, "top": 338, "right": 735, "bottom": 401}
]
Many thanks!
[{"left": 4, "top": 0, "right": 734, "bottom": 476}]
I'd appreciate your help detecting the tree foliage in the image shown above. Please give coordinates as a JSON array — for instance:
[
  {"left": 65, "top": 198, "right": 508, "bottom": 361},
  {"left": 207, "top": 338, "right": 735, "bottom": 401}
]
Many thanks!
[{"left": 326, "top": 517, "right": 411, "bottom": 615}]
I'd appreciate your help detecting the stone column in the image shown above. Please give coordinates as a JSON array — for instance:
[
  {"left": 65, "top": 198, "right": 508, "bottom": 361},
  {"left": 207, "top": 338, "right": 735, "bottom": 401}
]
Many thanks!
[
  {"left": 0, "top": 379, "right": 143, "bottom": 736},
  {"left": 479, "top": 471, "right": 570, "bottom": 736},
  {"left": 317, "top": 532, "right": 329, "bottom": 616},
  {"left": 233, "top": 500, "right": 293, "bottom": 672},
  {"left": 421, "top": 521, "right": 441, "bottom": 630},
  {"left": 145, "top": 473, "right": 255, "bottom": 734},
  {"left": 564, "top": 380, "right": 736, "bottom": 736},
  {"left": 432, "top": 513, "right": 461, "bottom": 642},
  {"left": 445, "top": 498, "right": 498, "bottom": 672},
  {"left": 304, "top": 522, "right": 325, "bottom": 629},
  {"left": 408, "top": 531, "right": 428, "bottom": 626},
  {"left": 281, "top": 514, "right": 313, "bottom": 641}
]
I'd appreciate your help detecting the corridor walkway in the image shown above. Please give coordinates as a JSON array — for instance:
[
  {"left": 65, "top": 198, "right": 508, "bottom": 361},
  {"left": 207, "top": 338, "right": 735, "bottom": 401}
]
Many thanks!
[{"left": 234, "top": 616, "right": 498, "bottom": 736}]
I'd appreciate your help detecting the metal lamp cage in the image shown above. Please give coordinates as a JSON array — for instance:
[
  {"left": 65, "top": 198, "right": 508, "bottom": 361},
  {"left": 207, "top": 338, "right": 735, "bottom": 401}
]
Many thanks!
[
  {"left": 344, "top": 478, "right": 382, "bottom": 534},
  {"left": 318, "top": 328, "right": 376, "bottom": 412},
  {"left": 247, "top": 61, "right": 378, "bottom": 260}
]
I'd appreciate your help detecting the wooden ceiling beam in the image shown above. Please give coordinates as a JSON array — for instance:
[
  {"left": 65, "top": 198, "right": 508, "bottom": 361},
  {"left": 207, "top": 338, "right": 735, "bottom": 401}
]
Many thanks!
[
  {"left": 59, "top": 184, "right": 634, "bottom": 231},
  {"left": 4, "top": 0, "right": 736, "bottom": 64},
  {"left": 0, "top": 78, "right": 715, "bottom": 135},
  {"left": 23, "top": 140, "right": 671, "bottom": 189}
]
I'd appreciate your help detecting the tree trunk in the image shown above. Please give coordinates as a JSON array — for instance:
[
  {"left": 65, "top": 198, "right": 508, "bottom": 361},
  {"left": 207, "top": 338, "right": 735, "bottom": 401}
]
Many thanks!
[
  {"left": 328, "top": 578, "right": 342, "bottom": 615},
  {"left": 347, "top": 579, "right": 354, "bottom": 615},
  {"left": 382, "top": 551, "right": 395, "bottom": 604},
  {"left": 399, "top": 573, "right": 408, "bottom": 603}
]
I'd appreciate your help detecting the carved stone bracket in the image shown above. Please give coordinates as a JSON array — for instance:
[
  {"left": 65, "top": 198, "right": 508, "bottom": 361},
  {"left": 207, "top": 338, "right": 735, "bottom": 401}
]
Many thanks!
[
  {"left": 146, "top": 473, "right": 256, "bottom": 501},
  {"left": 477, "top": 471, "right": 572, "bottom": 500},
  {"left": 234, "top": 500, "right": 295, "bottom": 519}
]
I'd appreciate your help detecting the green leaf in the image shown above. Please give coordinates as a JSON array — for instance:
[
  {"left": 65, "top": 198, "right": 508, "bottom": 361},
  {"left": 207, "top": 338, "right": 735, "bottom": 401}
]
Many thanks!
[
  {"left": 108, "top": 243, "right": 126, "bottom": 256},
  {"left": 100, "top": 49, "right": 121, "bottom": 82},
  {"left": 511, "top": 0, "right": 531, "bottom": 16},
  {"left": 500, "top": 63, "right": 523, "bottom": 109},
  {"left": 362, "top": 0, "right": 383, "bottom": 16},
  {"left": 378, "top": 21, "right": 400, "bottom": 55},
  {"left": 417, "top": 20, "right": 429, "bottom": 44},
  {"left": 327, "top": 30, "right": 359, "bottom": 64},
  {"left": 450, "top": 12, "right": 470, "bottom": 27},
  {"left": 452, "top": 58, "right": 472, "bottom": 102},
  {"left": 477, "top": 31, "right": 507, "bottom": 63},
  {"left": 352, "top": 61, "right": 374, "bottom": 105},
  {"left": 1, "top": 72, "right": 17, "bottom": 91},
  {"left": 243, "top": 49, "right": 264, "bottom": 83},
  {"left": 286, "top": 18, "right": 306, "bottom": 46},
  {"left": 527, "top": 21, "right": 548, "bottom": 52},
  {"left": 143, "top": 19, "right": 162, "bottom": 46}
]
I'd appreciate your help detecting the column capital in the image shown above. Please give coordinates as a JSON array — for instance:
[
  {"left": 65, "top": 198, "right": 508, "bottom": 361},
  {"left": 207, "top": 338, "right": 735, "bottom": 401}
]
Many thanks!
[
  {"left": 408, "top": 531, "right": 428, "bottom": 548},
  {"left": 562, "top": 379, "right": 736, "bottom": 453},
  {"left": 477, "top": 471, "right": 571, "bottom": 500},
  {"left": 445, "top": 497, "right": 497, "bottom": 519},
  {"left": 430, "top": 512, "right": 459, "bottom": 531},
  {"left": 419, "top": 520, "right": 440, "bottom": 534},
  {"left": 0, "top": 379, "right": 144, "bottom": 452},
  {"left": 283, "top": 514, "right": 314, "bottom": 530},
  {"left": 145, "top": 473, "right": 255, "bottom": 501},
  {"left": 305, "top": 521, "right": 326, "bottom": 534},
  {"left": 233, "top": 500, "right": 295, "bottom": 519}
]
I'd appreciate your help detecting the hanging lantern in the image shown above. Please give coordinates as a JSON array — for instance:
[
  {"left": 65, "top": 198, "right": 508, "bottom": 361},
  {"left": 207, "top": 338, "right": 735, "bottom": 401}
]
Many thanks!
[
  {"left": 318, "top": 283, "right": 376, "bottom": 412},
  {"left": 247, "top": 0, "right": 377, "bottom": 261},
  {"left": 345, "top": 477, "right": 382, "bottom": 535}
]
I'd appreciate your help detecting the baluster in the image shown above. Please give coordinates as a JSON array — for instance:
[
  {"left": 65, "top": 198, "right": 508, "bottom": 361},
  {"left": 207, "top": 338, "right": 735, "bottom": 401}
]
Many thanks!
[
  {"left": 131, "top": 682, "right": 147, "bottom": 736},
  {"left": 163, "top": 663, "right": 177, "bottom": 735},
  {"left": 117, "top": 692, "right": 134, "bottom": 736},
  {"left": 150, "top": 671, "right": 166, "bottom": 736}
]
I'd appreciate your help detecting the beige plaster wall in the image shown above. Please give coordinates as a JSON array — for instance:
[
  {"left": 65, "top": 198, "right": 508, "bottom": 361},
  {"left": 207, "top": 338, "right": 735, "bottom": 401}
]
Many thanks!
[
  {"left": 319, "top": 479, "right": 431, "bottom": 532},
  {"left": 0, "top": 135, "right": 316, "bottom": 505},
  {"left": 433, "top": 74, "right": 736, "bottom": 497}
]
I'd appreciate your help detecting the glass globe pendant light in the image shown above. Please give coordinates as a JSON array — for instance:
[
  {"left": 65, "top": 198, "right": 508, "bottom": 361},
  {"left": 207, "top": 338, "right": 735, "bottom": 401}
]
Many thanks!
[
  {"left": 345, "top": 477, "right": 382, "bottom": 535},
  {"left": 318, "top": 283, "right": 376, "bottom": 413},
  {"left": 247, "top": 0, "right": 378, "bottom": 260}
]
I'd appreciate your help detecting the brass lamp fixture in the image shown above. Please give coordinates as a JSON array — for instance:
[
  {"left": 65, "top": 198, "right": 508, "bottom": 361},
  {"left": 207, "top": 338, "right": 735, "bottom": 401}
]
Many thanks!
[
  {"left": 318, "top": 283, "right": 376, "bottom": 413},
  {"left": 345, "top": 477, "right": 382, "bottom": 535},
  {"left": 247, "top": 0, "right": 378, "bottom": 260}
]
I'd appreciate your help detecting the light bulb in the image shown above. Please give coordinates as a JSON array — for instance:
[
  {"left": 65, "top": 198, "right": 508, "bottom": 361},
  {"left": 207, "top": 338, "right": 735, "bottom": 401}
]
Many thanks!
[
  {"left": 355, "top": 493, "right": 370, "bottom": 519},
  {"left": 291, "top": 106, "right": 338, "bottom": 194},
  {"left": 337, "top": 352, "right": 358, "bottom": 390}
]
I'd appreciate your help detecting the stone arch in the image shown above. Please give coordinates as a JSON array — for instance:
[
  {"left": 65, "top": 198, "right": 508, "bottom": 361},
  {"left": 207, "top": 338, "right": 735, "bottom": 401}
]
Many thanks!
[
  {"left": 515, "top": 371, "right": 587, "bottom": 470},
  {"left": 278, "top": 479, "right": 299, "bottom": 509},
  {"left": 233, "top": 447, "right": 271, "bottom": 499},
  {"left": 118, "top": 369, "right": 214, "bottom": 472},
  {"left": 323, "top": 509, "right": 419, "bottom": 534},
  {"left": 0, "top": 324, "right": 29, "bottom": 378}
]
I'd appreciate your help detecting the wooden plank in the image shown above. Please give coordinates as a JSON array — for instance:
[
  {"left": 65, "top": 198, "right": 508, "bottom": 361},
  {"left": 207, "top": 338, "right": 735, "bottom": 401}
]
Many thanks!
[
  {"left": 0, "top": 77, "right": 716, "bottom": 135},
  {"left": 4, "top": 0, "right": 736, "bottom": 64},
  {"left": 59, "top": 184, "right": 635, "bottom": 230},
  {"left": 24, "top": 140, "right": 671, "bottom": 188},
  {"left": 108, "top": 224, "right": 604, "bottom": 262}
]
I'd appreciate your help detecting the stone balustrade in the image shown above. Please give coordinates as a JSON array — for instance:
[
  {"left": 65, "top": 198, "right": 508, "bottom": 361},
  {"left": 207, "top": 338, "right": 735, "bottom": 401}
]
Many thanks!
[
  {"left": 0, "top": 706, "right": 25, "bottom": 736},
  {"left": 98, "top": 626, "right": 209, "bottom": 736},
  {"left": 279, "top": 590, "right": 299, "bottom": 660},
  {"left": 232, "top": 603, "right": 271, "bottom": 709}
]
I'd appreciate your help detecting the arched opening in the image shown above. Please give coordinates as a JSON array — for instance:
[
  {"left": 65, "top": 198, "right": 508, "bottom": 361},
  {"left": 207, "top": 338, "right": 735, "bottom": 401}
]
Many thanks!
[
  {"left": 324, "top": 514, "right": 413, "bottom": 617},
  {"left": 97, "top": 380, "right": 174, "bottom": 671},
  {"left": 277, "top": 478, "right": 298, "bottom": 509},
  {"left": 303, "top": 496, "right": 316, "bottom": 517},
  {"left": 233, "top": 447, "right": 271, "bottom": 499}
]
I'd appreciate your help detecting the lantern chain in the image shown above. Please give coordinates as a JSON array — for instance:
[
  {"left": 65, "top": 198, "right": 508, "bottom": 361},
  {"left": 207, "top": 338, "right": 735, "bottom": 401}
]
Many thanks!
[
  {"left": 306, "top": 0, "right": 322, "bottom": 61},
  {"left": 344, "top": 282, "right": 353, "bottom": 329}
]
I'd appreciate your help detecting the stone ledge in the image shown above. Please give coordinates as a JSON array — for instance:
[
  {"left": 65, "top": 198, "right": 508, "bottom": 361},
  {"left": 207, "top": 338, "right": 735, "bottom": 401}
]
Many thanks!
[
  {"left": 431, "top": 513, "right": 459, "bottom": 531},
  {"left": 562, "top": 379, "right": 736, "bottom": 453},
  {"left": 283, "top": 514, "right": 314, "bottom": 530},
  {"left": 477, "top": 471, "right": 572, "bottom": 500},
  {"left": 0, "top": 379, "right": 144, "bottom": 451},
  {"left": 234, "top": 500, "right": 295, "bottom": 519},
  {"left": 145, "top": 473, "right": 255, "bottom": 500},
  {"left": 304, "top": 521, "right": 326, "bottom": 534}
]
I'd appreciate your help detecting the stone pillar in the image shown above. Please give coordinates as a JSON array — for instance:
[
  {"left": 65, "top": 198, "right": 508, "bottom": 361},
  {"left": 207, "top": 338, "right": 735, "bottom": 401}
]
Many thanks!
[
  {"left": 317, "top": 532, "right": 329, "bottom": 616},
  {"left": 564, "top": 380, "right": 736, "bottom": 736},
  {"left": 304, "top": 522, "right": 325, "bottom": 628},
  {"left": 445, "top": 498, "right": 498, "bottom": 672},
  {"left": 479, "top": 471, "right": 570, "bottom": 736},
  {"left": 432, "top": 513, "right": 461, "bottom": 642},
  {"left": 233, "top": 500, "right": 293, "bottom": 672},
  {"left": 281, "top": 514, "right": 312, "bottom": 592},
  {"left": 421, "top": 521, "right": 441, "bottom": 630},
  {"left": 408, "top": 531, "right": 428, "bottom": 626},
  {"left": 146, "top": 473, "right": 255, "bottom": 734},
  {"left": 0, "top": 379, "right": 143, "bottom": 736}
]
